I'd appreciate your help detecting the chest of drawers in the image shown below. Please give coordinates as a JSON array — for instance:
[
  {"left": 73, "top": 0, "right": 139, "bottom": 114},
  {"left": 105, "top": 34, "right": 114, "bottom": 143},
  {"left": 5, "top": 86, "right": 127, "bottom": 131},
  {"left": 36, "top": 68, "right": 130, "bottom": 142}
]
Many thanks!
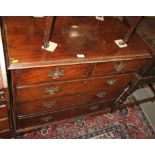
[
  {"left": 0, "top": 27, "right": 13, "bottom": 138},
  {"left": 2, "top": 16, "right": 153, "bottom": 135}
]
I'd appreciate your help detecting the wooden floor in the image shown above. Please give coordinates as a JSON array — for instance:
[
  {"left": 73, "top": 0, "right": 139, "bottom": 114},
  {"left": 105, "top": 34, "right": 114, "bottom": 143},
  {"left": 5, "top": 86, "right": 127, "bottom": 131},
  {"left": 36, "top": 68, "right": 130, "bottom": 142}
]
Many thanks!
[{"left": 133, "top": 17, "right": 155, "bottom": 131}]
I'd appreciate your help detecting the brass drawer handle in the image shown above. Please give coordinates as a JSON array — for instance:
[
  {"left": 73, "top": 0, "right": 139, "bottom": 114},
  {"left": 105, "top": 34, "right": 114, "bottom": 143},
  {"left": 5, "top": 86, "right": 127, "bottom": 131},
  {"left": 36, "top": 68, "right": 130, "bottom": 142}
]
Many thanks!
[
  {"left": 114, "top": 61, "right": 126, "bottom": 72},
  {"left": 89, "top": 105, "right": 99, "bottom": 110},
  {"left": 48, "top": 68, "right": 64, "bottom": 79},
  {"left": 41, "top": 115, "right": 53, "bottom": 122},
  {"left": 106, "top": 79, "right": 117, "bottom": 86},
  {"left": 43, "top": 101, "right": 57, "bottom": 108},
  {"left": 0, "top": 92, "right": 6, "bottom": 102},
  {"left": 96, "top": 91, "right": 107, "bottom": 98},
  {"left": 0, "top": 97, "right": 6, "bottom": 102},
  {"left": 44, "top": 87, "right": 60, "bottom": 95}
]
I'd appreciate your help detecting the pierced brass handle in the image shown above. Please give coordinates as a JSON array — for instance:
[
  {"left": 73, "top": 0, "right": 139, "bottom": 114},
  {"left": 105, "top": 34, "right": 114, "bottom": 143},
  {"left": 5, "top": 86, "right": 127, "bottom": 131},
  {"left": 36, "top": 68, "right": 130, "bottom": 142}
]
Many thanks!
[
  {"left": 43, "top": 101, "right": 57, "bottom": 108},
  {"left": 0, "top": 97, "right": 6, "bottom": 102},
  {"left": 106, "top": 79, "right": 117, "bottom": 86},
  {"left": 41, "top": 116, "right": 53, "bottom": 122},
  {"left": 114, "top": 61, "right": 126, "bottom": 72},
  {"left": 96, "top": 91, "right": 107, "bottom": 98},
  {"left": 48, "top": 68, "right": 64, "bottom": 79},
  {"left": 0, "top": 92, "right": 6, "bottom": 102},
  {"left": 44, "top": 87, "right": 60, "bottom": 95}
]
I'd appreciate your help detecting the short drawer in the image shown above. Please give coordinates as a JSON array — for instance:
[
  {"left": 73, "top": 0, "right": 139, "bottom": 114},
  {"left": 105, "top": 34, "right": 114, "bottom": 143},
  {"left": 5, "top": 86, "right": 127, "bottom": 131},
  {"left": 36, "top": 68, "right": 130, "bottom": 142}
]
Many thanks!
[
  {"left": 92, "top": 59, "right": 150, "bottom": 76},
  {"left": 17, "top": 87, "right": 123, "bottom": 116},
  {"left": 17, "top": 73, "right": 135, "bottom": 102},
  {"left": 17, "top": 101, "right": 112, "bottom": 129},
  {"left": 16, "top": 64, "right": 90, "bottom": 86},
  {"left": 0, "top": 117, "right": 9, "bottom": 131},
  {"left": 0, "top": 104, "right": 7, "bottom": 118}
]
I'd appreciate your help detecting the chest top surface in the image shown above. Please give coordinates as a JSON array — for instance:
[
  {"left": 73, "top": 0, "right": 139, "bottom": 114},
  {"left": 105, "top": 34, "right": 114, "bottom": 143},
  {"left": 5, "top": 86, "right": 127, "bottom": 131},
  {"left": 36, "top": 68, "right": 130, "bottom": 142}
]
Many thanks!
[{"left": 3, "top": 16, "right": 152, "bottom": 70}]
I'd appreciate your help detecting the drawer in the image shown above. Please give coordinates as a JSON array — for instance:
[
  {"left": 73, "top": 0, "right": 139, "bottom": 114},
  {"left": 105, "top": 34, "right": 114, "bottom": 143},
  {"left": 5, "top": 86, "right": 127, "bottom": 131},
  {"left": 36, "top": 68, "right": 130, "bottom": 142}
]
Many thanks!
[
  {"left": 16, "top": 64, "right": 90, "bottom": 86},
  {"left": 0, "top": 130, "right": 12, "bottom": 139},
  {"left": 17, "top": 87, "right": 123, "bottom": 116},
  {"left": 17, "top": 101, "right": 112, "bottom": 129},
  {"left": 0, "top": 104, "right": 7, "bottom": 118},
  {"left": 92, "top": 59, "right": 150, "bottom": 76},
  {"left": 0, "top": 89, "right": 8, "bottom": 103},
  {"left": 17, "top": 73, "right": 135, "bottom": 102},
  {"left": 0, "top": 117, "right": 9, "bottom": 131}
]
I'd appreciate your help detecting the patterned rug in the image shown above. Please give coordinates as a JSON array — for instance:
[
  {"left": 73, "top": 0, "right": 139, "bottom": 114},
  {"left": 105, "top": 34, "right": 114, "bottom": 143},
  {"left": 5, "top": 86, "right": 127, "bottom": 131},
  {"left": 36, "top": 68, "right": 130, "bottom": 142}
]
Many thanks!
[{"left": 22, "top": 101, "right": 155, "bottom": 139}]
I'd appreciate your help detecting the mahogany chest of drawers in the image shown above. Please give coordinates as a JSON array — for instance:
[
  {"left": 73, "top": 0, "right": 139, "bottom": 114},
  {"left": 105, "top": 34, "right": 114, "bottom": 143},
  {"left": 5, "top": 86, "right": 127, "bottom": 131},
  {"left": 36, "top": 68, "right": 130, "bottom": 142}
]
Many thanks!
[
  {"left": 0, "top": 27, "right": 13, "bottom": 138},
  {"left": 2, "top": 17, "right": 153, "bottom": 135}
]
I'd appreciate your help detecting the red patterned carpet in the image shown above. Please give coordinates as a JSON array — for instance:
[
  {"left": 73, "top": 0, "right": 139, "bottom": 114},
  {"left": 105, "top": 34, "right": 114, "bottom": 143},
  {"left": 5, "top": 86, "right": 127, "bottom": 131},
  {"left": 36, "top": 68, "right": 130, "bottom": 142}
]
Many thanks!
[{"left": 22, "top": 102, "right": 155, "bottom": 139}]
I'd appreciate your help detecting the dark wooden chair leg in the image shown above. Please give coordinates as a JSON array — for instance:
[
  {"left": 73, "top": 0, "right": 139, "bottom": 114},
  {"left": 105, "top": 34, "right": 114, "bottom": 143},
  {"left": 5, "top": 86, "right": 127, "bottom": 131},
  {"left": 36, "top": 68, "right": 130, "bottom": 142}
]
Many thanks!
[
  {"left": 122, "top": 16, "right": 142, "bottom": 44},
  {"left": 43, "top": 16, "right": 55, "bottom": 48}
]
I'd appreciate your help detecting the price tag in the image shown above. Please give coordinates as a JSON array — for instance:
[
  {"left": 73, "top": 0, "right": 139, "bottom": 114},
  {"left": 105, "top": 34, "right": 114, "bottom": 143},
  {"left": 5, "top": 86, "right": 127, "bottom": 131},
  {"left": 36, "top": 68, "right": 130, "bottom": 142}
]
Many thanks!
[{"left": 77, "top": 54, "right": 85, "bottom": 58}]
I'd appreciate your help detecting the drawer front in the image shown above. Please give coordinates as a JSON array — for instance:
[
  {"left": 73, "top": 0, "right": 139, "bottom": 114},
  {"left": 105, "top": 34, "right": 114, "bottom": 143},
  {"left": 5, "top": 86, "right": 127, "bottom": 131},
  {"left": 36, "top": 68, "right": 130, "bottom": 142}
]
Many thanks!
[
  {"left": 17, "top": 74, "right": 135, "bottom": 102},
  {"left": 0, "top": 104, "right": 7, "bottom": 118},
  {"left": 17, "top": 101, "right": 112, "bottom": 129},
  {"left": 17, "top": 87, "right": 122, "bottom": 116},
  {"left": 0, "top": 118, "right": 9, "bottom": 131},
  {"left": 92, "top": 59, "right": 150, "bottom": 76},
  {"left": 0, "top": 130, "right": 12, "bottom": 139},
  {"left": 16, "top": 64, "right": 90, "bottom": 86}
]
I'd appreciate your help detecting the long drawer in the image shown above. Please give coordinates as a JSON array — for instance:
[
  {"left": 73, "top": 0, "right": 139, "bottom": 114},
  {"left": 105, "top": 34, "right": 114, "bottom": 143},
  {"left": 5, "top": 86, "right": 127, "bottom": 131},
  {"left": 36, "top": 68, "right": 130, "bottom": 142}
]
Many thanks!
[
  {"left": 16, "top": 64, "right": 90, "bottom": 86},
  {"left": 17, "top": 73, "right": 135, "bottom": 102},
  {"left": 17, "top": 101, "right": 112, "bottom": 130},
  {"left": 92, "top": 59, "right": 150, "bottom": 76},
  {"left": 0, "top": 118, "right": 9, "bottom": 131},
  {"left": 0, "top": 104, "right": 7, "bottom": 118},
  {"left": 17, "top": 86, "right": 123, "bottom": 116}
]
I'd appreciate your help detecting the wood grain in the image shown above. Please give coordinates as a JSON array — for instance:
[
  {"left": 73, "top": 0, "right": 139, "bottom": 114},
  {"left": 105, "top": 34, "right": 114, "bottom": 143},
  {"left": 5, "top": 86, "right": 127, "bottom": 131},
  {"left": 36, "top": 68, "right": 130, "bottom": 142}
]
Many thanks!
[{"left": 2, "top": 17, "right": 152, "bottom": 69}]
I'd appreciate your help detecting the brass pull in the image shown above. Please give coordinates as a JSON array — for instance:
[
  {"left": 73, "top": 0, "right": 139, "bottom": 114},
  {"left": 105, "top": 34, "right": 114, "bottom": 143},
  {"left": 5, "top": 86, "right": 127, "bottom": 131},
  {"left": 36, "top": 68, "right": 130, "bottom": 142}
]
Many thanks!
[
  {"left": 114, "top": 61, "right": 126, "bottom": 72},
  {"left": 43, "top": 101, "right": 57, "bottom": 108},
  {"left": 0, "top": 92, "right": 6, "bottom": 102},
  {"left": 106, "top": 79, "right": 117, "bottom": 86},
  {"left": 48, "top": 68, "right": 64, "bottom": 79},
  {"left": 0, "top": 97, "right": 6, "bottom": 102},
  {"left": 44, "top": 87, "right": 59, "bottom": 95},
  {"left": 96, "top": 91, "right": 107, "bottom": 98},
  {"left": 0, "top": 105, "right": 6, "bottom": 108},
  {"left": 90, "top": 105, "right": 99, "bottom": 110},
  {"left": 41, "top": 115, "right": 53, "bottom": 122}
]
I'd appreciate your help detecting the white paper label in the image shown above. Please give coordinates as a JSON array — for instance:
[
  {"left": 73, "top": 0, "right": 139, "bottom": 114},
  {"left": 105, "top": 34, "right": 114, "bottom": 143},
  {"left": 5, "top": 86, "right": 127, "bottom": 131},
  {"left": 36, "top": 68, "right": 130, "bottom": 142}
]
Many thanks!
[
  {"left": 77, "top": 54, "right": 85, "bottom": 58},
  {"left": 95, "top": 16, "right": 104, "bottom": 21}
]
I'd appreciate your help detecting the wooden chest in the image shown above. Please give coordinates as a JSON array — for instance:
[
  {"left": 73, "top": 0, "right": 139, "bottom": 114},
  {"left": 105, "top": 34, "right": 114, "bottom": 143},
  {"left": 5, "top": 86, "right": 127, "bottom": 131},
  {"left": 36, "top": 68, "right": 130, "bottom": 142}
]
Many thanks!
[
  {"left": 0, "top": 27, "right": 13, "bottom": 138},
  {"left": 2, "top": 17, "right": 152, "bottom": 135}
]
